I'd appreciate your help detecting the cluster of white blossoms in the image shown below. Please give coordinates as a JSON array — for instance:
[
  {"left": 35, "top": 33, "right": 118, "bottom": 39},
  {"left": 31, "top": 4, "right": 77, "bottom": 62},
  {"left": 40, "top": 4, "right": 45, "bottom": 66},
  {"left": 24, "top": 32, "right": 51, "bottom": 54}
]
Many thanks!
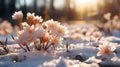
[
  {"left": 12, "top": 11, "right": 67, "bottom": 51},
  {"left": 104, "top": 13, "right": 120, "bottom": 31},
  {"left": 26, "top": 12, "right": 43, "bottom": 25}
]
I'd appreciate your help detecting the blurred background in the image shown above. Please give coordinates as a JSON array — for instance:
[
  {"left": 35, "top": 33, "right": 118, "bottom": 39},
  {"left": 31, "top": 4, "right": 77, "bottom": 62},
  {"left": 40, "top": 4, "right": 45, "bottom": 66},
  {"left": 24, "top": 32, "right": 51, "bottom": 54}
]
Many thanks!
[{"left": 0, "top": 0, "right": 120, "bottom": 25}]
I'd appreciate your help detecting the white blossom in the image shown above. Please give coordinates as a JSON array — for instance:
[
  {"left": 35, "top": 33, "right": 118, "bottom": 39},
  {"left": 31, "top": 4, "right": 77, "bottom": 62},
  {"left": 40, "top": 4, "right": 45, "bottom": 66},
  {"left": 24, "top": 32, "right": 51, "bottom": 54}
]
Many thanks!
[
  {"left": 12, "top": 11, "right": 23, "bottom": 22},
  {"left": 97, "top": 44, "right": 116, "bottom": 59},
  {"left": 55, "top": 25, "right": 67, "bottom": 37}
]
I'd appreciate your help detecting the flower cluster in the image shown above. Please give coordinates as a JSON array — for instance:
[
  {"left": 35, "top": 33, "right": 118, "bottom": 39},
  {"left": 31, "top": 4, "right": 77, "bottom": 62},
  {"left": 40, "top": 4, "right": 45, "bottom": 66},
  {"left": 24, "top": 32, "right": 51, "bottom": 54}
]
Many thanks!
[
  {"left": 12, "top": 11, "right": 67, "bottom": 52},
  {"left": 26, "top": 12, "right": 43, "bottom": 25},
  {"left": 103, "top": 13, "right": 120, "bottom": 31}
]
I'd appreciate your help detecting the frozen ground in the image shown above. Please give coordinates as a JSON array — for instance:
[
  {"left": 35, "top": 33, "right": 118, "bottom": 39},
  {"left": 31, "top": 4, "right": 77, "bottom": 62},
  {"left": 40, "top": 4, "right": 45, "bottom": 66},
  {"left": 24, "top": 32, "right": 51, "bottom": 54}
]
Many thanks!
[{"left": 0, "top": 24, "right": 120, "bottom": 67}]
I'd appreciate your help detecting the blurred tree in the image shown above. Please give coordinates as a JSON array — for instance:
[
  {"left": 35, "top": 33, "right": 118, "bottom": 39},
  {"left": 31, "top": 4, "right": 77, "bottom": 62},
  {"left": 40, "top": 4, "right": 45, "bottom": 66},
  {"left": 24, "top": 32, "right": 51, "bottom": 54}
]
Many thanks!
[
  {"left": 50, "top": 0, "right": 54, "bottom": 10},
  {"left": 4, "top": 0, "right": 16, "bottom": 20},
  {"left": 23, "top": 0, "right": 27, "bottom": 14},
  {"left": 34, "top": 0, "right": 37, "bottom": 13},
  {"left": 0, "top": 0, "right": 5, "bottom": 17},
  {"left": 9, "top": 0, "right": 16, "bottom": 13},
  {"left": 112, "top": 0, "right": 120, "bottom": 14},
  {"left": 43, "top": 0, "right": 50, "bottom": 21}
]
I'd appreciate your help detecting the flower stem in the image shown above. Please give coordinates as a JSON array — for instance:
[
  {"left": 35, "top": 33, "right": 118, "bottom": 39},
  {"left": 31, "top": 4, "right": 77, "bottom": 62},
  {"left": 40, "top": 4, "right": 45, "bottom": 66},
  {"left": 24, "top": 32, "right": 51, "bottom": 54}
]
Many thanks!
[
  {"left": 10, "top": 34, "right": 15, "bottom": 40},
  {"left": 18, "top": 44, "right": 27, "bottom": 52},
  {"left": 66, "top": 43, "right": 69, "bottom": 52},
  {"left": 3, "top": 46, "right": 9, "bottom": 53},
  {"left": 0, "top": 40, "right": 9, "bottom": 53},
  {"left": 5, "top": 37, "right": 8, "bottom": 45},
  {"left": 25, "top": 45, "right": 30, "bottom": 51},
  {"left": 44, "top": 42, "right": 49, "bottom": 50},
  {"left": 44, "top": 43, "right": 53, "bottom": 50},
  {"left": 34, "top": 42, "right": 40, "bottom": 50}
]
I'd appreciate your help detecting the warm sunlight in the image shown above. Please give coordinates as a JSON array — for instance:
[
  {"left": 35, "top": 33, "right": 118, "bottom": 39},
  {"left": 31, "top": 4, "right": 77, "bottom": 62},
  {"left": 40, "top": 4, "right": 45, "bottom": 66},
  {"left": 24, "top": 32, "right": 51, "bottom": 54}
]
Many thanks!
[
  {"left": 74, "top": 0, "right": 99, "bottom": 17},
  {"left": 76, "top": 0, "right": 98, "bottom": 6},
  {"left": 1, "top": 0, "right": 120, "bottom": 67}
]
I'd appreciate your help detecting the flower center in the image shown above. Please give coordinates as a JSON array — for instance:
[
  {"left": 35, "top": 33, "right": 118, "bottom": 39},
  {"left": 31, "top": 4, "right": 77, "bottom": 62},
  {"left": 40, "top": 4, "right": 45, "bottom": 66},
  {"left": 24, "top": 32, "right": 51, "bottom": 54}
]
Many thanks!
[
  {"left": 50, "top": 23, "right": 56, "bottom": 28},
  {"left": 53, "top": 37, "right": 59, "bottom": 44},
  {"left": 27, "top": 16, "right": 34, "bottom": 23},
  {"left": 103, "top": 47, "right": 110, "bottom": 55},
  {"left": 28, "top": 37, "right": 33, "bottom": 42},
  {"left": 57, "top": 28, "right": 63, "bottom": 34},
  {"left": 33, "top": 19, "right": 39, "bottom": 25},
  {"left": 28, "top": 29, "right": 33, "bottom": 34},
  {"left": 4, "top": 29, "right": 9, "bottom": 35}
]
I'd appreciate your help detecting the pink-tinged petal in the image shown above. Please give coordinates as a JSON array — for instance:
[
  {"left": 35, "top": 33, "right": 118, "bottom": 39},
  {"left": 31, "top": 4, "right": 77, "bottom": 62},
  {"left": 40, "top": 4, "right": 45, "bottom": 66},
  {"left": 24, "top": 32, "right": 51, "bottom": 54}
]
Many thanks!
[{"left": 97, "top": 52, "right": 102, "bottom": 56}]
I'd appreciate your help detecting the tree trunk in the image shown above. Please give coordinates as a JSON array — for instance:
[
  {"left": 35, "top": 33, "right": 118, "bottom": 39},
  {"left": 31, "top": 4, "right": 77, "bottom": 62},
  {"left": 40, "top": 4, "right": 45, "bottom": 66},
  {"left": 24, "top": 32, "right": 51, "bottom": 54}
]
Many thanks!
[
  {"left": 0, "top": 0, "right": 5, "bottom": 17},
  {"left": 50, "top": 0, "right": 54, "bottom": 10},
  {"left": 34, "top": 0, "right": 37, "bottom": 12}
]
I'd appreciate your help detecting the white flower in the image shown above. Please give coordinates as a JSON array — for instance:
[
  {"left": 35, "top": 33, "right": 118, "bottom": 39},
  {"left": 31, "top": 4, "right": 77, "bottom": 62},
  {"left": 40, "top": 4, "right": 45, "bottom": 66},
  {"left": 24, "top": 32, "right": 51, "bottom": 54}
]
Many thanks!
[
  {"left": 16, "top": 25, "right": 37, "bottom": 45},
  {"left": 97, "top": 44, "right": 116, "bottom": 59},
  {"left": 42, "top": 22, "right": 47, "bottom": 29},
  {"left": 15, "top": 31, "right": 29, "bottom": 45},
  {"left": 26, "top": 12, "right": 35, "bottom": 22},
  {"left": 35, "top": 26, "right": 45, "bottom": 38},
  {"left": 92, "top": 31, "right": 102, "bottom": 37},
  {"left": 33, "top": 15, "right": 43, "bottom": 25},
  {"left": 16, "top": 32, "right": 36, "bottom": 46},
  {"left": 104, "top": 12, "right": 111, "bottom": 21},
  {"left": 81, "top": 28, "right": 87, "bottom": 35},
  {"left": 51, "top": 36, "right": 62, "bottom": 46},
  {"left": 25, "top": 25, "right": 37, "bottom": 42},
  {"left": 12, "top": 11, "right": 23, "bottom": 22},
  {"left": 21, "top": 22, "right": 29, "bottom": 30},
  {"left": 55, "top": 25, "right": 67, "bottom": 37},
  {"left": 0, "top": 21, "right": 13, "bottom": 36},
  {"left": 25, "top": 25, "right": 35, "bottom": 34},
  {"left": 42, "top": 33, "right": 51, "bottom": 42},
  {"left": 72, "top": 33, "right": 81, "bottom": 40},
  {"left": 45, "top": 19, "right": 60, "bottom": 31}
]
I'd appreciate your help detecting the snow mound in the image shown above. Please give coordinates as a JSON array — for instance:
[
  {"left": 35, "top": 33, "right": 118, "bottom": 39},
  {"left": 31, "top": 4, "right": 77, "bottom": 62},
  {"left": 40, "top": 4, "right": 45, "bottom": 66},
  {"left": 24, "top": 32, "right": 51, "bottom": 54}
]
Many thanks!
[{"left": 42, "top": 57, "right": 99, "bottom": 67}]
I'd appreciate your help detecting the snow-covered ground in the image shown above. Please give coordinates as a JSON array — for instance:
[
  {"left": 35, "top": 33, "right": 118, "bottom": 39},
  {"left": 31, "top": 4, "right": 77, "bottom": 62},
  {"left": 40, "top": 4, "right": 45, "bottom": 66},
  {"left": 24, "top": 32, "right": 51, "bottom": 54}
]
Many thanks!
[{"left": 0, "top": 23, "right": 120, "bottom": 67}]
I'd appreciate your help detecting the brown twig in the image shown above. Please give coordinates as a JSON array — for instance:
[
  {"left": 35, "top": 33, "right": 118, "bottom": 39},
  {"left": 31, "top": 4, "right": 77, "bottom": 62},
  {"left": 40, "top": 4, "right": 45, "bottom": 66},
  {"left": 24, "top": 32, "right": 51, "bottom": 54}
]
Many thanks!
[
  {"left": 34, "top": 41, "right": 41, "bottom": 50},
  {"left": 0, "top": 40, "right": 9, "bottom": 53},
  {"left": 25, "top": 45, "right": 30, "bottom": 51},
  {"left": 10, "top": 34, "right": 15, "bottom": 40},
  {"left": 44, "top": 43, "right": 53, "bottom": 50},
  {"left": 44, "top": 42, "right": 49, "bottom": 50},
  {"left": 18, "top": 44, "right": 27, "bottom": 52},
  {"left": 66, "top": 43, "right": 69, "bottom": 52},
  {"left": 5, "top": 37, "right": 8, "bottom": 45}
]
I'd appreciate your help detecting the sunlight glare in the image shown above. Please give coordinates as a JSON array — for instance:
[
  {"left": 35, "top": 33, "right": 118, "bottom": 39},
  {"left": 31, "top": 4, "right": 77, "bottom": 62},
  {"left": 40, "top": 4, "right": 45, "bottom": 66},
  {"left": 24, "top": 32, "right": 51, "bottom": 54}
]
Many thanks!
[
  {"left": 76, "top": 0, "right": 98, "bottom": 6},
  {"left": 75, "top": 0, "right": 99, "bottom": 16}
]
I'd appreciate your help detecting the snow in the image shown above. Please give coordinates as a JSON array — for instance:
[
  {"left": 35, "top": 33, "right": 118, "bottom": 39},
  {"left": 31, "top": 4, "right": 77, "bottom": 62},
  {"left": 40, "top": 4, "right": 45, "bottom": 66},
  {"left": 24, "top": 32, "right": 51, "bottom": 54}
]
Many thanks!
[{"left": 0, "top": 23, "right": 120, "bottom": 67}]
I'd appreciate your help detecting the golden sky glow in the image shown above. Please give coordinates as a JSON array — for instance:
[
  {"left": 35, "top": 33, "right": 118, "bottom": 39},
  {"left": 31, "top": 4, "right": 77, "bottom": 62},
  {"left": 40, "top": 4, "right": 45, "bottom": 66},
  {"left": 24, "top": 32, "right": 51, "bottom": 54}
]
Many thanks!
[{"left": 74, "top": 0, "right": 99, "bottom": 17}]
